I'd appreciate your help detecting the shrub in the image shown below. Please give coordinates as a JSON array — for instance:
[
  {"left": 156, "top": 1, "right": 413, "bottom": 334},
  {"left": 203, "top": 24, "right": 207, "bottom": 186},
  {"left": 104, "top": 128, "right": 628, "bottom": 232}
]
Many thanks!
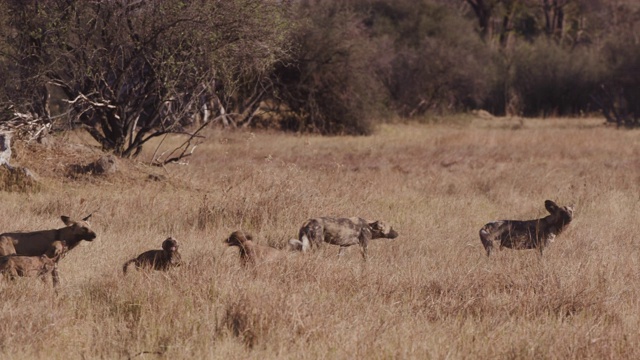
[
  {"left": 270, "top": 2, "right": 385, "bottom": 135},
  {"left": 510, "top": 39, "right": 605, "bottom": 117}
]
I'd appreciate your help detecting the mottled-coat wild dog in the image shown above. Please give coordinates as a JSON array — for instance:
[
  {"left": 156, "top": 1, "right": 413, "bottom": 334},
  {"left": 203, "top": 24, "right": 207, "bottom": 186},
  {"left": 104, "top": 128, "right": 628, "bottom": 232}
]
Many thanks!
[
  {"left": 291, "top": 217, "right": 399, "bottom": 260},
  {"left": 123, "top": 237, "right": 183, "bottom": 274},
  {"left": 479, "top": 200, "right": 574, "bottom": 256},
  {"left": 0, "top": 241, "right": 68, "bottom": 284},
  {"left": 225, "top": 230, "right": 281, "bottom": 266}
]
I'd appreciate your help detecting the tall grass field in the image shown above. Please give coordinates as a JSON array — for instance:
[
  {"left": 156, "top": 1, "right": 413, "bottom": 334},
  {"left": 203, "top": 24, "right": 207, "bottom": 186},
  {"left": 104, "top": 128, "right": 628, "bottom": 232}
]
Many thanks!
[{"left": 0, "top": 117, "right": 639, "bottom": 359}]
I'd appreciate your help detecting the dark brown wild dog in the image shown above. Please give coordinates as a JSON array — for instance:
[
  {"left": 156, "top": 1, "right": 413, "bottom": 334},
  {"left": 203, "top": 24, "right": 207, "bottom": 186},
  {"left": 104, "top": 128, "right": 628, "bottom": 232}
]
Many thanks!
[
  {"left": 123, "top": 237, "right": 183, "bottom": 274},
  {"left": 479, "top": 200, "right": 574, "bottom": 256}
]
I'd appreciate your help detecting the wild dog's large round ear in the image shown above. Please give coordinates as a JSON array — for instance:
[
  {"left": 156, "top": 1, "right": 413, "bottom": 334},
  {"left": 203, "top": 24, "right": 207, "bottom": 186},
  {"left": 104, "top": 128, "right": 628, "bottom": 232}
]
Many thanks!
[
  {"left": 544, "top": 200, "right": 559, "bottom": 213},
  {"left": 369, "top": 221, "right": 381, "bottom": 230},
  {"left": 60, "top": 216, "right": 72, "bottom": 226},
  {"left": 82, "top": 214, "right": 93, "bottom": 222},
  {"left": 245, "top": 233, "right": 253, "bottom": 241}
]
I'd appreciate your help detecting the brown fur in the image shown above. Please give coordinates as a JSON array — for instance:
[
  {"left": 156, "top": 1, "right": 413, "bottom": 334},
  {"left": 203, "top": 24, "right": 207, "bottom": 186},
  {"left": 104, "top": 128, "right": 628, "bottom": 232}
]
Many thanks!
[
  {"left": 479, "top": 200, "right": 574, "bottom": 256},
  {"left": 291, "top": 217, "right": 399, "bottom": 260},
  {"left": 224, "top": 230, "right": 281, "bottom": 266},
  {"left": 0, "top": 241, "right": 68, "bottom": 286},
  {"left": 0, "top": 216, "right": 94, "bottom": 286},
  {"left": 122, "top": 237, "right": 183, "bottom": 274},
  {"left": 0, "top": 215, "right": 97, "bottom": 257}
]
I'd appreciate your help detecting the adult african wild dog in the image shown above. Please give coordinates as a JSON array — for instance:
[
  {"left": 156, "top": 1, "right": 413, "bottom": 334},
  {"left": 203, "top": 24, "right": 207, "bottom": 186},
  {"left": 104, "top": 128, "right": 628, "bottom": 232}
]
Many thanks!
[
  {"left": 0, "top": 215, "right": 97, "bottom": 257},
  {"left": 290, "top": 217, "right": 399, "bottom": 260},
  {"left": 0, "top": 215, "right": 97, "bottom": 284},
  {"left": 479, "top": 200, "right": 574, "bottom": 256}
]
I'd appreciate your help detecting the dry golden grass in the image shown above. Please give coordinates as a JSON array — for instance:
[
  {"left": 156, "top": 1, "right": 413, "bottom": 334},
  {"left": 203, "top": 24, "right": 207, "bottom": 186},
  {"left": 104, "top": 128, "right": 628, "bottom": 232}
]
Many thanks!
[{"left": 1, "top": 116, "right": 639, "bottom": 359}]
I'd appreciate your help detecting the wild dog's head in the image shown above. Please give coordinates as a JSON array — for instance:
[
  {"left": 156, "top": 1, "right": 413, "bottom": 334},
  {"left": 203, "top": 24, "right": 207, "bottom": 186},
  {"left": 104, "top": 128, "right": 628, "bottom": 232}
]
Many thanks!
[
  {"left": 369, "top": 221, "right": 399, "bottom": 240},
  {"left": 162, "top": 237, "right": 179, "bottom": 253},
  {"left": 544, "top": 200, "right": 574, "bottom": 227},
  {"left": 225, "top": 231, "right": 252, "bottom": 247},
  {"left": 61, "top": 215, "right": 97, "bottom": 242}
]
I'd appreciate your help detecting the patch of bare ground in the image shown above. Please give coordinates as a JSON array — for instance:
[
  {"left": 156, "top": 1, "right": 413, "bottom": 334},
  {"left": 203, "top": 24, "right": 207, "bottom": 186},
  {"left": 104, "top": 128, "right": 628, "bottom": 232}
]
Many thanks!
[{"left": 0, "top": 117, "right": 639, "bottom": 359}]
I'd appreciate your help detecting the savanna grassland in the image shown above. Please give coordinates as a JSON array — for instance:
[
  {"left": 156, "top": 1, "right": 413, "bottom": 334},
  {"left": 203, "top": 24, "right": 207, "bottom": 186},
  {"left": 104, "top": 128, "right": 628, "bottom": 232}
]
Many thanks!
[{"left": 1, "top": 117, "right": 639, "bottom": 359}]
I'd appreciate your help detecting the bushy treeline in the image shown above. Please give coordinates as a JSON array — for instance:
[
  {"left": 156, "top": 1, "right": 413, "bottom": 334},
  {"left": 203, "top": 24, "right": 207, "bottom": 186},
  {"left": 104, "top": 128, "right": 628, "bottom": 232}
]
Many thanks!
[
  {"left": 0, "top": 0, "right": 639, "bottom": 148},
  {"left": 282, "top": 0, "right": 640, "bottom": 131}
]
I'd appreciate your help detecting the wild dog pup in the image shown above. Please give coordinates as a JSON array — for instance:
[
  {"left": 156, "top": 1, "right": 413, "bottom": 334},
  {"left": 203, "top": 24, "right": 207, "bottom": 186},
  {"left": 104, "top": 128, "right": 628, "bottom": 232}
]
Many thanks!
[
  {"left": 0, "top": 241, "right": 68, "bottom": 284},
  {"left": 291, "top": 217, "right": 399, "bottom": 260},
  {"left": 122, "top": 237, "right": 183, "bottom": 274},
  {"left": 224, "top": 230, "right": 281, "bottom": 266},
  {"left": 479, "top": 200, "right": 574, "bottom": 256}
]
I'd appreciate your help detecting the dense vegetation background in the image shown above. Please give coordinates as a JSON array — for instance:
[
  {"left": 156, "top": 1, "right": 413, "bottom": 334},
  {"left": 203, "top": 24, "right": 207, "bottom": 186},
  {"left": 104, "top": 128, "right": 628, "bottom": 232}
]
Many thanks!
[{"left": 0, "top": 0, "right": 639, "bottom": 152}]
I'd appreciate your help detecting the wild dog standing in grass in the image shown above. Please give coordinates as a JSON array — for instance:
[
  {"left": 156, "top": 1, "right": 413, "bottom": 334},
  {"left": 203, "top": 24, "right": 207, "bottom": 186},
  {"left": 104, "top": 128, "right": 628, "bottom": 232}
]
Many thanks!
[
  {"left": 122, "top": 237, "right": 183, "bottom": 274},
  {"left": 290, "top": 217, "right": 399, "bottom": 260},
  {"left": 0, "top": 215, "right": 97, "bottom": 284},
  {"left": 0, "top": 215, "right": 97, "bottom": 256},
  {"left": 479, "top": 200, "right": 574, "bottom": 256},
  {"left": 224, "top": 230, "right": 282, "bottom": 266},
  {"left": 0, "top": 241, "right": 68, "bottom": 285}
]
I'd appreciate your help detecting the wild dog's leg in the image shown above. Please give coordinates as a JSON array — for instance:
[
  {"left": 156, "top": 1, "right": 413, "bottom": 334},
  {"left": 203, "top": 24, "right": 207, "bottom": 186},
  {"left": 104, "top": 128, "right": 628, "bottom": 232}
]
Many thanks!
[
  {"left": 360, "top": 243, "right": 368, "bottom": 260},
  {"left": 7, "top": 266, "right": 18, "bottom": 281},
  {"left": 301, "top": 235, "right": 311, "bottom": 253},
  {"left": 358, "top": 229, "right": 371, "bottom": 261},
  {"left": 479, "top": 227, "right": 493, "bottom": 257},
  {"left": 359, "top": 235, "right": 369, "bottom": 261},
  {"left": 52, "top": 267, "right": 60, "bottom": 287}
]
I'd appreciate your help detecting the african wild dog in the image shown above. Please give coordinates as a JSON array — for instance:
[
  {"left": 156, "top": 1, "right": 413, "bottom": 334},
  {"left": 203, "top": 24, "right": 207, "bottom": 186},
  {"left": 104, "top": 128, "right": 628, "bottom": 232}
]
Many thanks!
[
  {"left": 290, "top": 217, "right": 399, "bottom": 260},
  {"left": 479, "top": 200, "right": 574, "bottom": 256},
  {"left": 123, "top": 237, "right": 183, "bottom": 274},
  {"left": 0, "top": 241, "right": 68, "bottom": 285},
  {"left": 0, "top": 215, "right": 97, "bottom": 284},
  {"left": 225, "top": 230, "right": 282, "bottom": 266},
  {"left": 0, "top": 215, "right": 97, "bottom": 257}
]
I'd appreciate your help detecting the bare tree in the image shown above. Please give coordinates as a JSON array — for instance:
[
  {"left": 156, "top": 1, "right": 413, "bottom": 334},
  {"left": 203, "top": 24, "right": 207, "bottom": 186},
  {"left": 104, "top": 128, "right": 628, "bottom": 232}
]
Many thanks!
[{"left": 1, "top": 0, "right": 290, "bottom": 159}]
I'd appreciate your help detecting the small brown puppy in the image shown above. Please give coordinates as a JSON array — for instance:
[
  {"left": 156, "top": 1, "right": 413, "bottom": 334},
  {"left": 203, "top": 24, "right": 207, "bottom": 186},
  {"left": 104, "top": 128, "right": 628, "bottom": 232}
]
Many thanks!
[
  {"left": 122, "top": 237, "right": 183, "bottom": 274},
  {"left": 224, "top": 230, "right": 282, "bottom": 266},
  {"left": 0, "top": 241, "right": 68, "bottom": 284}
]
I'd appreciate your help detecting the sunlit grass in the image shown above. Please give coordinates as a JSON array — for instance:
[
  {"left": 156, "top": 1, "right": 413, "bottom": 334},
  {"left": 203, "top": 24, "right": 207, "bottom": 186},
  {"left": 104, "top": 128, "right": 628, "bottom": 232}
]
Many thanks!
[{"left": 0, "top": 116, "right": 638, "bottom": 359}]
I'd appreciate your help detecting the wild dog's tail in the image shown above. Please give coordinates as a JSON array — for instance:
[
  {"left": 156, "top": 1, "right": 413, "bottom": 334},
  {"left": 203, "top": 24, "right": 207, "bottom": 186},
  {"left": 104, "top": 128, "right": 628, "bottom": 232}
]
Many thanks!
[
  {"left": 122, "top": 258, "right": 137, "bottom": 274},
  {"left": 479, "top": 227, "right": 493, "bottom": 257}
]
